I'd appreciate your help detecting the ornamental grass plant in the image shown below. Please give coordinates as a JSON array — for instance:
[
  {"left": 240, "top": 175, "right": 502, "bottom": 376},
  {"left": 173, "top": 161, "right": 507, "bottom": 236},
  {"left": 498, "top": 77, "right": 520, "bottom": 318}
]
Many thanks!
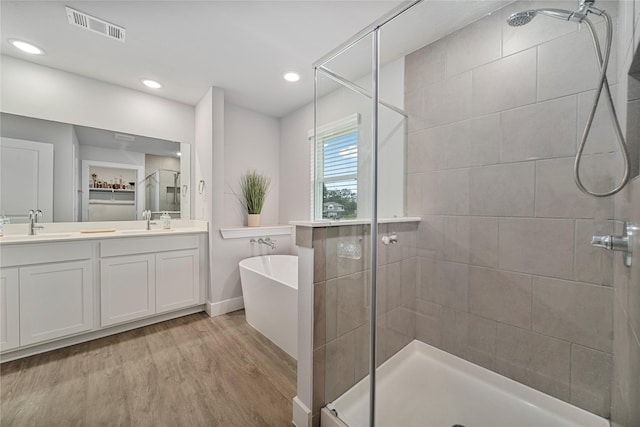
[{"left": 239, "top": 170, "right": 271, "bottom": 215}]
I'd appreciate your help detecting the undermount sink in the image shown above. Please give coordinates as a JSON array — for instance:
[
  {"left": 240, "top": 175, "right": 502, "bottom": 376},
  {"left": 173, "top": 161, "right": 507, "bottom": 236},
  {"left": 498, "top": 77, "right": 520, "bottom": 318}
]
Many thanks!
[{"left": 0, "top": 233, "right": 74, "bottom": 242}]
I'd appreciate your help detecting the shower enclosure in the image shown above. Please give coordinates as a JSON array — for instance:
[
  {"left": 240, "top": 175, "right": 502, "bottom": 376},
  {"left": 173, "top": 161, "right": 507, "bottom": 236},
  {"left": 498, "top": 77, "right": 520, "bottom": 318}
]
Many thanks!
[
  {"left": 145, "top": 169, "right": 181, "bottom": 217},
  {"left": 304, "top": 0, "right": 639, "bottom": 425}
]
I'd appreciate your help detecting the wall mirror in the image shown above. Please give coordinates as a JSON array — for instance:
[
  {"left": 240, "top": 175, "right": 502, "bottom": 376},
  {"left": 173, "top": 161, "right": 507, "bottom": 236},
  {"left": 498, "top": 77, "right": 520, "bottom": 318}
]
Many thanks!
[{"left": 0, "top": 112, "right": 191, "bottom": 223}]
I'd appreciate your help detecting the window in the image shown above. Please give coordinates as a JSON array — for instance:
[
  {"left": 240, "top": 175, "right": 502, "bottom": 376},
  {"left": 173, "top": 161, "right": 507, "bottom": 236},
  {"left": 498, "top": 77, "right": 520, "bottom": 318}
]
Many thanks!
[{"left": 311, "top": 114, "right": 359, "bottom": 220}]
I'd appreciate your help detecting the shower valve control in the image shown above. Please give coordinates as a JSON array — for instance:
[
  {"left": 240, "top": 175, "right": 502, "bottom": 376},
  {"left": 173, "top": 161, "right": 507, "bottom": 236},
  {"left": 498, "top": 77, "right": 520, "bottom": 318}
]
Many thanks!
[
  {"left": 591, "top": 221, "right": 638, "bottom": 267},
  {"left": 381, "top": 232, "right": 398, "bottom": 245},
  {"left": 591, "top": 235, "right": 627, "bottom": 251}
]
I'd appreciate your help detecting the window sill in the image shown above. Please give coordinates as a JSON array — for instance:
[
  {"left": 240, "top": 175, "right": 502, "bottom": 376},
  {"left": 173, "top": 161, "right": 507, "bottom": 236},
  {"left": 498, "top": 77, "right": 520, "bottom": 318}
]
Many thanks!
[
  {"left": 219, "top": 225, "right": 292, "bottom": 240},
  {"left": 289, "top": 217, "right": 421, "bottom": 228}
]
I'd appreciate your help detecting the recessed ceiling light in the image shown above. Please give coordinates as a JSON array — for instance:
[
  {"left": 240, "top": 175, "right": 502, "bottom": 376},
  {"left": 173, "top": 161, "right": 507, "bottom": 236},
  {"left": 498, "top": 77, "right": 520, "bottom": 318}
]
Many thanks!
[
  {"left": 283, "top": 72, "right": 300, "bottom": 82},
  {"left": 176, "top": 152, "right": 182, "bottom": 157},
  {"left": 141, "top": 79, "right": 162, "bottom": 89},
  {"left": 10, "top": 39, "right": 44, "bottom": 55}
]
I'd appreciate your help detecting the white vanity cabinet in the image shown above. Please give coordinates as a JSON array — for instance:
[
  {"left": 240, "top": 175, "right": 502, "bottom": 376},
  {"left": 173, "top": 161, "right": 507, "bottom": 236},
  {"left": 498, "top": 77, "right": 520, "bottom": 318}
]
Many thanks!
[
  {"left": 19, "top": 260, "right": 93, "bottom": 346},
  {"left": 155, "top": 249, "right": 200, "bottom": 314},
  {"left": 0, "top": 242, "right": 94, "bottom": 348},
  {"left": 0, "top": 229, "right": 207, "bottom": 361},
  {"left": 99, "top": 235, "right": 201, "bottom": 327},
  {"left": 0, "top": 268, "right": 19, "bottom": 351},
  {"left": 100, "top": 254, "right": 156, "bottom": 327}
]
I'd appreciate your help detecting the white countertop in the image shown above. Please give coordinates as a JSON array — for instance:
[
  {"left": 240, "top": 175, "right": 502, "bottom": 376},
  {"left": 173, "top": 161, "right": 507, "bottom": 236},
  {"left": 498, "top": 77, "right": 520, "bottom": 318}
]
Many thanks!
[{"left": 0, "top": 220, "right": 208, "bottom": 245}]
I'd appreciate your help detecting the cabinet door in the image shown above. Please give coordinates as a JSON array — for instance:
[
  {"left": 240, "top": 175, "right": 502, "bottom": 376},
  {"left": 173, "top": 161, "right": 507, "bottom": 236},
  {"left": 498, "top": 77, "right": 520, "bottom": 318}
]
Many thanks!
[
  {"left": 155, "top": 249, "right": 200, "bottom": 314},
  {"left": 0, "top": 268, "right": 20, "bottom": 351},
  {"left": 20, "top": 261, "right": 93, "bottom": 346},
  {"left": 101, "top": 254, "right": 155, "bottom": 327}
]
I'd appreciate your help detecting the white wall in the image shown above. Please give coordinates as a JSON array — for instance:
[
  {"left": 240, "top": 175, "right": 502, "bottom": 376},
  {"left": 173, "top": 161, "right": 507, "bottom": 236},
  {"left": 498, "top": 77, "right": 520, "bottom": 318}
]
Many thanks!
[
  {"left": 194, "top": 88, "right": 215, "bottom": 223},
  {"left": 1, "top": 55, "right": 194, "bottom": 144},
  {"left": 72, "top": 126, "right": 80, "bottom": 221},
  {"left": 279, "top": 103, "right": 314, "bottom": 224},
  {"left": 79, "top": 145, "right": 145, "bottom": 167},
  {"left": 279, "top": 58, "right": 405, "bottom": 224},
  {"left": 195, "top": 90, "right": 292, "bottom": 313},
  {"left": 224, "top": 103, "right": 280, "bottom": 226},
  {"left": 0, "top": 113, "right": 75, "bottom": 222},
  {"left": 195, "top": 87, "right": 220, "bottom": 310}
]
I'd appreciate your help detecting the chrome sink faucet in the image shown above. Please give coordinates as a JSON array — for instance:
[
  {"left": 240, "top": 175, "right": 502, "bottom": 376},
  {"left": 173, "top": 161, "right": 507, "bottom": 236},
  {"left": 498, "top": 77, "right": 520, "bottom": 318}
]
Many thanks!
[
  {"left": 28, "top": 209, "right": 44, "bottom": 235},
  {"left": 142, "top": 210, "right": 156, "bottom": 230}
]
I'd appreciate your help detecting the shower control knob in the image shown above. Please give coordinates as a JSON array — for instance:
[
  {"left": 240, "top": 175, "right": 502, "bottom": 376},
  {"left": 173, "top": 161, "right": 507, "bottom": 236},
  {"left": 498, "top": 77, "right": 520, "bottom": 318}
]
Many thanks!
[
  {"left": 381, "top": 232, "right": 398, "bottom": 245},
  {"left": 591, "top": 222, "right": 638, "bottom": 267},
  {"left": 590, "top": 235, "right": 625, "bottom": 250}
]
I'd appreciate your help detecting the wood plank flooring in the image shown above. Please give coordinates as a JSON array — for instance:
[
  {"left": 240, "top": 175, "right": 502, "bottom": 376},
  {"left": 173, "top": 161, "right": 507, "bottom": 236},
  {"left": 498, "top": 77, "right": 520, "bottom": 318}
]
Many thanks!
[{"left": 0, "top": 310, "right": 297, "bottom": 427}]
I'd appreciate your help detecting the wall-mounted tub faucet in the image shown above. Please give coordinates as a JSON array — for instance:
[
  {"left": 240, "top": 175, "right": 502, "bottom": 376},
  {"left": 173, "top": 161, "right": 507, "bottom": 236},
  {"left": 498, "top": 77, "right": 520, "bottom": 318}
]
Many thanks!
[
  {"left": 27, "top": 209, "right": 44, "bottom": 235},
  {"left": 250, "top": 236, "right": 276, "bottom": 250}
]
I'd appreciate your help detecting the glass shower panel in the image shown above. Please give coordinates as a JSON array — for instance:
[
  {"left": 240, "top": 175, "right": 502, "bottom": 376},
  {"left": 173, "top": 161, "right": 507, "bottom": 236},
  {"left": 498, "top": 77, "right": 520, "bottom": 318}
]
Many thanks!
[
  {"left": 315, "top": 34, "right": 375, "bottom": 222},
  {"left": 145, "top": 168, "right": 181, "bottom": 216},
  {"left": 315, "top": 32, "right": 375, "bottom": 427}
]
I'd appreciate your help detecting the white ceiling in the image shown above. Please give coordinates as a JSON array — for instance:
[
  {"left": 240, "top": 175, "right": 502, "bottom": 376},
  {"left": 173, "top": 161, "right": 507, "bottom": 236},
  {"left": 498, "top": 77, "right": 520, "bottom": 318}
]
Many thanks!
[
  {"left": 1, "top": 1, "right": 510, "bottom": 118},
  {"left": 74, "top": 125, "right": 180, "bottom": 157}
]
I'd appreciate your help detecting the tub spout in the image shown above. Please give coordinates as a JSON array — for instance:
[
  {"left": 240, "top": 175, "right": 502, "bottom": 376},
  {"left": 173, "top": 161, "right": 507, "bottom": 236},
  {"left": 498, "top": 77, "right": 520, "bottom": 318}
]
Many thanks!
[{"left": 251, "top": 236, "right": 276, "bottom": 250}]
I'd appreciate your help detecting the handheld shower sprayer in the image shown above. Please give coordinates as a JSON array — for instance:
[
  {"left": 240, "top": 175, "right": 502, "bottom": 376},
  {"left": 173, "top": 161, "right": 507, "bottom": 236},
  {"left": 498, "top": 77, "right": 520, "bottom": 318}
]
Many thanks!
[
  {"left": 506, "top": 0, "right": 630, "bottom": 198},
  {"left": 506, "top": 0, "right": 604, "bottom": 26}
]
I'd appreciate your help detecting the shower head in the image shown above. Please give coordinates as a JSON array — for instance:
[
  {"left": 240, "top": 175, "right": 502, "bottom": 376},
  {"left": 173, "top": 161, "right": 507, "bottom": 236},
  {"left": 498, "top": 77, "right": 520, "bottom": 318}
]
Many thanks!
[
  {"left": 506, "top": 8, "right": 586, "bottom": 27},
  {"left": 506, "top": 10, "right": 536, "bottom": 26}
]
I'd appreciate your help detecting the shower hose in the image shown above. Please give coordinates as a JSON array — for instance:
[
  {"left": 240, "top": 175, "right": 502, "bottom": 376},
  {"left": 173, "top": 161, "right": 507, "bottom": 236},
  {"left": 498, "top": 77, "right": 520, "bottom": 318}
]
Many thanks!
[{"left": 575, "top": 12, "right": 630, "bottom": 197}]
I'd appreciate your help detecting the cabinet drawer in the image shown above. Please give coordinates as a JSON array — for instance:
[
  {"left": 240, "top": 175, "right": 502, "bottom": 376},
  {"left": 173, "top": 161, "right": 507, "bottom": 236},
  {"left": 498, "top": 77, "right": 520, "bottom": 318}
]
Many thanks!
[
  {"left": 100, "top": 234, "right": 199, "bottom": 257},
  {"left": 1, "top": 242, "right": 93, "bottom": 267}
]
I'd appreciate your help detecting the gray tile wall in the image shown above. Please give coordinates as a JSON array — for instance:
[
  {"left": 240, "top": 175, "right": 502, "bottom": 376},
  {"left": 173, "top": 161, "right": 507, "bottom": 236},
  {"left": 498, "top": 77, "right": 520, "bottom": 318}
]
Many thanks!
[
  {"left": 611, "top": 0, "right": 640, "bottom": 422},
  {"left": 611, "top": 176, "right": 640, "bottom": 427},
  {"left": 305, "top": 221, "right": 419, "bottom": 424},
  {"left": 405, "top": 0, "right": 621, "bottom": 418}
]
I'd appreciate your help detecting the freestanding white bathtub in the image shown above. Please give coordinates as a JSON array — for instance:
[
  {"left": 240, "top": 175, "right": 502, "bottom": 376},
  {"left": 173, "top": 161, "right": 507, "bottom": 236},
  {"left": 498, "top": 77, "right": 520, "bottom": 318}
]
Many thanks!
[{"left": 238, "top": 255, "right": 298, "bottom": 359}]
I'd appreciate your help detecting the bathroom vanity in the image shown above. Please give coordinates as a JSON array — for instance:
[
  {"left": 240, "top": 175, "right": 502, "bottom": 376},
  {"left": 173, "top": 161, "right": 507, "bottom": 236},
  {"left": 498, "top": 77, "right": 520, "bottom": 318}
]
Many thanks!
[{"left": 0, "top": 222, "right": 208, "bottom": 362}]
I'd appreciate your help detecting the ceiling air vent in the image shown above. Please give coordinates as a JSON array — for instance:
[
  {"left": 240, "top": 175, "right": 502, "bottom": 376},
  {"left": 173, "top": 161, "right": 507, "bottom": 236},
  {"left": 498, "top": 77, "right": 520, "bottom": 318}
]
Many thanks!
[{"left": 66, "top": 7, "right": 126, "bottom": 43}]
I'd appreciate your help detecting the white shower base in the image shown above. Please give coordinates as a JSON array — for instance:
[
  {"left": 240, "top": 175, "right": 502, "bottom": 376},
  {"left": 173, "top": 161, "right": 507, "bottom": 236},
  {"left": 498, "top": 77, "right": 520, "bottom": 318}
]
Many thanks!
[{"left": 322, "top": 340, "right": 608, "bottom": 427}]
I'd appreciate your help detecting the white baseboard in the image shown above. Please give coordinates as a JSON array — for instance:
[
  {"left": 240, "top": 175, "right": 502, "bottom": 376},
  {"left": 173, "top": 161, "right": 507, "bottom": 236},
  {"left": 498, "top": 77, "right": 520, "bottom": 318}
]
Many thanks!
[
  {"left": 206, "top": 296, "right": 244, "bottom": 317},
  {"left": 292, "top": 396, "right": 312, "bottom": 427}
]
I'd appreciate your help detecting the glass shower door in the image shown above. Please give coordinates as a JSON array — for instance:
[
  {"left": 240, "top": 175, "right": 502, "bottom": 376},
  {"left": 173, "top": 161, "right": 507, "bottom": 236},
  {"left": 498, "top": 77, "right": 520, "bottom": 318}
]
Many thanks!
[{"left": 315, "top": 31, "right": 376, "bottom": 427}]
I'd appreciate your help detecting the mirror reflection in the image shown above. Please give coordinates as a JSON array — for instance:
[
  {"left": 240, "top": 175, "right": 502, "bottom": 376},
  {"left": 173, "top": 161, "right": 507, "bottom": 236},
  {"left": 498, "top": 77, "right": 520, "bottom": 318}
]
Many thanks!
[{"left": 0, "top": 112, "right": 191, "bottom": 223}]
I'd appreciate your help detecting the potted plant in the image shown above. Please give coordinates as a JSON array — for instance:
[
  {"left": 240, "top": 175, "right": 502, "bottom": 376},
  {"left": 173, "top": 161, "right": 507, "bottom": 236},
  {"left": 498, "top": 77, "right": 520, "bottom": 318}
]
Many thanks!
[{"left": 238, "top": 170, "right": 270, "bottom": 227}]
